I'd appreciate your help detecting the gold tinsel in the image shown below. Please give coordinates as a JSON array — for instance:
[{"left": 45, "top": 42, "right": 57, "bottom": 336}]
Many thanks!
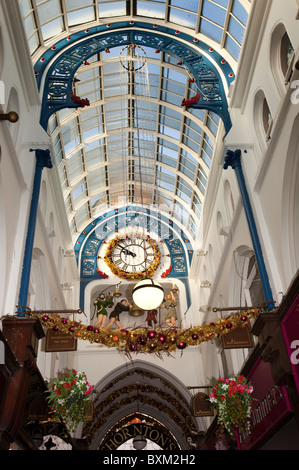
[
  {"left": 103, "top": 233, "right": 161, "bottom": 280},
  {"left": 27, "top": 308, "right": 261, "bottom": 356}
]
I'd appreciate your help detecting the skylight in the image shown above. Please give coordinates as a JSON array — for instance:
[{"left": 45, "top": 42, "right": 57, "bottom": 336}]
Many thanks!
[{"left": 18, "top": 0, "right": 252, "bottom": 242}]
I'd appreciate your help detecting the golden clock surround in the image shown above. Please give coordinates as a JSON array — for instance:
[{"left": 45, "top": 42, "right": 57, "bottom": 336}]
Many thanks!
[{"left": 103, "top": 233, "right": 161, "bottom": 280}]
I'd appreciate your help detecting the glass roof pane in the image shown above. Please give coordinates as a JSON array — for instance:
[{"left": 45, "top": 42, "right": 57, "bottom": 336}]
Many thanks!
[
  {"left": 65, "top": 0, "right": 94, "bottom": 9},
  {"left": 137, "top": 1, "right": 166, "bottom": 19},
  {"left": 37, "top": 0, "right": 61, "bottom": 24},
  {"left": 98, "top": 1, "right": 127, "bottom": 18},
  {"left": 19, "top": 0, "right": 32, "bottom": 17},
  {"left": 228, "top": 15, "right": 246, "bottom": 44},
  {"left": 225, "top": 34, "right": 241, "bottom": 61},
  {"left": 200, "top": 17, "right": 223, "bottom": 42},
  {"left": 67, "top": 7, "right": 96, "bottom": 26},
  {"left": 202, "top": 0, "right": 227, "bottom": 27},
  {"left": 23, "top": 12, "right": 36, "bottom": 38},
  {"left": 169, "top": 7, "right": 197, "bottom": 29},
  {"left": 232, "top": 0, "right": 249, "bottom": 25},
  {"left": 28, "top": 33, "right": 40, "bottom": 55}
]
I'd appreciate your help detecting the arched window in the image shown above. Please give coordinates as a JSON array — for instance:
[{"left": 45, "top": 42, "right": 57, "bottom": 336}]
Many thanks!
[
  {"left": 262, "top": 96, "right": 273, "bottom": 139},
  {"left": 254, "top": 90, "right": 273, "bottom": 147},
  {"left": 270, "top": 24, "right": 295, "bottom": 95},
  {"left": 280, "top": 31, "right": 294, "bottom": 82}
]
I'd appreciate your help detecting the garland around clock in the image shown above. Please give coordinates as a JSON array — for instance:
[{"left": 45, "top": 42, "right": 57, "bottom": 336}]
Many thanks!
[
  {"left": 103, "top": 233, "right": 161, "bottom": 280},
  {"left": 27, "top": 308, "right": 262, "bottom": 357}
]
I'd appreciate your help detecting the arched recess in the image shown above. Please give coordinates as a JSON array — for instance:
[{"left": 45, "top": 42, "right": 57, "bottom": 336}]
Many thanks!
[
  {"left": 83, "top": 360, "right": 202, "bottom": 450},
  {"left": 229, "top": 245, "right": 266, "bottom": 309},
  {"left": 47, "top": 211, "right": 55, "bottom": 248},
  {"left": 28, "top": 247, "right": 50, "bottom": 310},
  {"left": 223, "top": 179, "right": 235, "bottom": 224},
  {"left": 0, "top": 167, "right": 7, "bottom": 315},
  {"left": 82, "top": 278, "right": 187, "bottom": 330},
  {"left": 6, "top": 86, "right": 20, "bottom": 141},
  {"left": 227, "top": 246, "right": 264, "bottom": 372},
  {"left": 281, "top": 113, "right": 299, "bottom": 281},
  {"left": 217, "top": 210, "right": 228, "bottom": 253},
  {"left": 208, "top": 243, "right": 215, "bottom": 280},
  {"left": 0, "top": 24, "right": 4, "bottom": 81},
  {"left": 39, "top": 180, "right": 47, "bottom": 216}
]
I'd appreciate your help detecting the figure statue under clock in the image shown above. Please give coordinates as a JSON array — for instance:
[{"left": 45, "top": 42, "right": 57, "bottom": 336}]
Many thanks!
[
  {"left": 161, "top": 291, "right": 177, "bottom": 328},
  {"left": 105, "top": 299, "right": 132, "bottom": 329},
  {"left": 94, "top": 293, "right": 114, "bottom": 328}
]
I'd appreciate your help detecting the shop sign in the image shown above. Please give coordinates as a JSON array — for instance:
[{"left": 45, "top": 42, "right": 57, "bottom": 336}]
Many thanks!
[
  {"left": 191, "top": 392, "right": 214, "bottom": 417},
  {"left": 237, "top": 357, "right": 292, "bottom": 450},
  {"left": 100, "top": 423, "right": 179, "bottom": 450},
  {"left": 221, "top": 325, "right": 254, "bottom": 349},
  {"left": 45, "top": 329, "right": 77, "bottom": 352},
  {"left": 281, "top": 294, "right": 299, "bottom": 394}
]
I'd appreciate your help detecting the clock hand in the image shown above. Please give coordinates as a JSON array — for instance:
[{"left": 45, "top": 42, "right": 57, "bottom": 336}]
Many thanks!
[{"left": 122, "top": 248, "right": 136, "bottom": 257}]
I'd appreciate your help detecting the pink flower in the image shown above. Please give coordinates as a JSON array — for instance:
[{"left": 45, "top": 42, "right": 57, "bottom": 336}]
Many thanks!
[{"left": 85, "top": 385, "right": 93, "bottom": 395}]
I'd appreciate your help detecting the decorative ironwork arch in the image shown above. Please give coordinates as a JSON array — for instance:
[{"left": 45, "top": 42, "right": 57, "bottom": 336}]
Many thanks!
[{"left": 36, "top": 25, "right": 233, "bottom": 134}]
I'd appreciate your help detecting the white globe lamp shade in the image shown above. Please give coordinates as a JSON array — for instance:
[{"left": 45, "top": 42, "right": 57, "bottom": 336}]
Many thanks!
[{"left": 132, "top": 279, "right": 164, "bottom": 310}]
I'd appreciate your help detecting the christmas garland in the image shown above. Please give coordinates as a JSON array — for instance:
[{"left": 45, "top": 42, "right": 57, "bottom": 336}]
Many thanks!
[
  {"left": 27, "top": 308, "right": 261, "bottom": 356},
  {"left": 103, "top": 233, "right": 161, "bottom": 280}
]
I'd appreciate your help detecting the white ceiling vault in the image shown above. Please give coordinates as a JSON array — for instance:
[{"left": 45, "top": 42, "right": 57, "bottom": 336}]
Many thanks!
[{"left": 19, "top": 0, "right": 252, "bottom": 244}]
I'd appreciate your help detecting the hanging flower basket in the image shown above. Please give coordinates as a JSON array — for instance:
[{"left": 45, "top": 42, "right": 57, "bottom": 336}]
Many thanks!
[
  {"left": 45, "top": 369, "right": 94, "bottom": 432},
  {"left": 208, "top": 375, "right": 254, "bottom": 437}
]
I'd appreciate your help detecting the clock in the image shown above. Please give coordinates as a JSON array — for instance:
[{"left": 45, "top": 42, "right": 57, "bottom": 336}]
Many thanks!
[{"left": 104, "top": 234, "right": 161, "bottom": 279}]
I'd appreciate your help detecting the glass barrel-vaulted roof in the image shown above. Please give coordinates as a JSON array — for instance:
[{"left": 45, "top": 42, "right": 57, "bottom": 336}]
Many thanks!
[
  {"left": 20, "top": 0, "right": 251, "bottom": 62},
  {"left": 19, "top": 0, "right": 252, "bottom": 242}
]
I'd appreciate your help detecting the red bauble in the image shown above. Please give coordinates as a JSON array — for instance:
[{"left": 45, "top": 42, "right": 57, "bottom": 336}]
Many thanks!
[
  {"left": 158, "top": 334, "right": 166, "bottom": 343},
  {"left": 139, "top": 335, "right": 147, "bottom": 345},
  {"left": 148, "top": 330, "right": 156, "bottom": 339}
]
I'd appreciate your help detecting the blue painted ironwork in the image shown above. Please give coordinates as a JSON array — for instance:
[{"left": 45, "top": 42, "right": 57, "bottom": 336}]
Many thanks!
[
  {"left": 75, "top": 205, "right": 192, "bottom": 311},
  {"left": 223, "top": 149, "right": 274, "bottom": 307},
  {"left": 77, "top": 206, "right": 192, "bottom": 279},
  {"left": 17, "top": 149, "right": 53, "bottom": 316},
  {"left": 37, "top": 24, "right": 232, "bottom": 134}
]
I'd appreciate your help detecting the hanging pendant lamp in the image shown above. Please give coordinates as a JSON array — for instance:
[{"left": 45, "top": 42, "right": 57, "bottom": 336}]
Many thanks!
[{"left": 132, "top": 278, "right": 164, "bottom": 310}]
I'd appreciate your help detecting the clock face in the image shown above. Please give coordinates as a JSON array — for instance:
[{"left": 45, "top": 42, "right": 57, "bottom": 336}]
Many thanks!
[
  {"left": 104, "top": 234, "right": 161, "bottom": 279},
  {"left": 111, "top": 237, "right": 155, "bottom": 274}
]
